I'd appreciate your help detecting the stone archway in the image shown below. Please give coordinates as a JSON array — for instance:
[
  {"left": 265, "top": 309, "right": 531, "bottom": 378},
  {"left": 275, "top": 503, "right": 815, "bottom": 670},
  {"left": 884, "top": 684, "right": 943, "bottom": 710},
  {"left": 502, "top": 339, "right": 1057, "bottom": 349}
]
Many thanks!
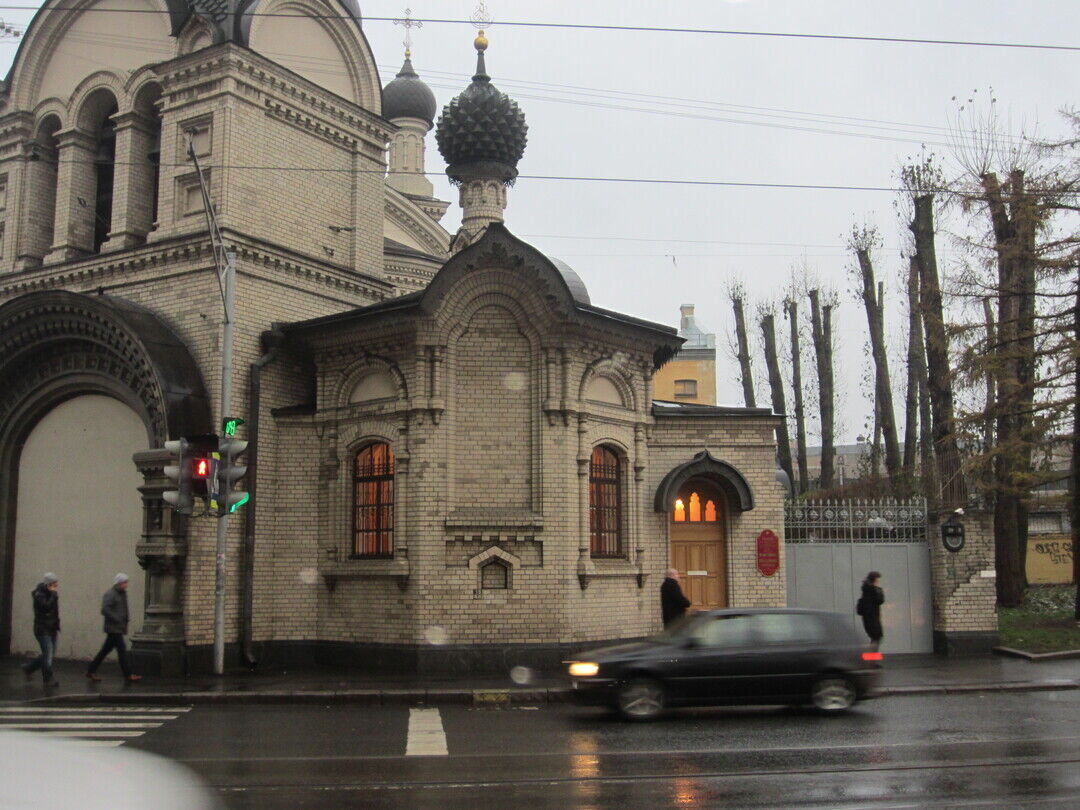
[{"left": 0, "top": 290, "right": 210, "bottom": 673}]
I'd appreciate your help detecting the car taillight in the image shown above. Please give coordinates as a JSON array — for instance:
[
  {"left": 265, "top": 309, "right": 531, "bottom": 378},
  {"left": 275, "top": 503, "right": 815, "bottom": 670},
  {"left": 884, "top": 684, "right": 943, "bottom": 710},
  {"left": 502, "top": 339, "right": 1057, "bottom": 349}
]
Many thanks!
[{"left": 862, "top": 651, "right": 883, "bottom": 662}]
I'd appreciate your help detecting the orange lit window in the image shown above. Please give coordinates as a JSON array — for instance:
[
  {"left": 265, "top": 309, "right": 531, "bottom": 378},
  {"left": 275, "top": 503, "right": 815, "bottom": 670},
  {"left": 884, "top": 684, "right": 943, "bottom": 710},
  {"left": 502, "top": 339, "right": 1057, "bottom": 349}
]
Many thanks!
[
  {"left": 589, "top": 445, "right": 622, "bottom": 557},
  {"left": 353, "top": 442, "right": 395, "bottom": 557},
  {"left": 673, "top": 498, "right": 686, "bottom": 521},
  {"left": 705, "top": 500, "right": 717, "bottom": 522},
  {"left": 689, "top": 492, "right": 701, "bottom": 521}
]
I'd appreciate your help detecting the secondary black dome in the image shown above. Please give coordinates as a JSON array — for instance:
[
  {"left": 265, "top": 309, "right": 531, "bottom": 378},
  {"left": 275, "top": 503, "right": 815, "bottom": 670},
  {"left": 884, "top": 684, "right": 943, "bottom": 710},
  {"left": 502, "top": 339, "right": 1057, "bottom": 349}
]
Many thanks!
[
  {"left": 382, "top": 56, "right": 437, "bottom": 127},
  {"left": 435, "top": 37, "right": 527, "bottom": 184}
]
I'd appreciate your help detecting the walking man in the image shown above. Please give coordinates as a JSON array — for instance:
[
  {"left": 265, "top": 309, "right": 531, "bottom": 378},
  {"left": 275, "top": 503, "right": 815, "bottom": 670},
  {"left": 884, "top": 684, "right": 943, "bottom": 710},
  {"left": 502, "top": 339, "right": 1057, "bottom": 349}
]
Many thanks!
[
  {"left": 660, "top": 567, "right": 692, "bottom": 627},
  {"left": 86, "top": 573, "right": 142, "bottom": 682},
  {"left": 857, "top": 571, "right": 885, "bottom": 650},
  {"left": 22, "top": 572, "right": 60, "bottom": 687}
]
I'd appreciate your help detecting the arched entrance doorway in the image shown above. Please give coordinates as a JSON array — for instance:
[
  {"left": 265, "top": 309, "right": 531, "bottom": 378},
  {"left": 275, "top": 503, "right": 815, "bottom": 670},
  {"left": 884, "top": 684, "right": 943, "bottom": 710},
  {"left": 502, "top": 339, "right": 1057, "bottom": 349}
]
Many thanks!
[
  {"left": 12, "top": 395, "right": 146, "bottom": 659},
  {"left": 670, "top": 478, "right": 728, "bottom": 611}
]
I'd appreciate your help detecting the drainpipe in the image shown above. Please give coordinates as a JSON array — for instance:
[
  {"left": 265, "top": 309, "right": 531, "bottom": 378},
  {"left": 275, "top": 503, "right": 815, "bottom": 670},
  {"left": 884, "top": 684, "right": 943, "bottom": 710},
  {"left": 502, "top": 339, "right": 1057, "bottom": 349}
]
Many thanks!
[{"left": 241, "top": 326, "right": 286, "bottom": 668}]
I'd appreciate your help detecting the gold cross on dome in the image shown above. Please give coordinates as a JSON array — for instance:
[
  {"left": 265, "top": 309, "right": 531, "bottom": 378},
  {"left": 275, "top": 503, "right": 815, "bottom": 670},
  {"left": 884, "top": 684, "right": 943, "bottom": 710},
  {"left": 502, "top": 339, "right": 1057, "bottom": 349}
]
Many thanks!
[{"left": 393, "top": 7, "right": 423, "bottom": 57}]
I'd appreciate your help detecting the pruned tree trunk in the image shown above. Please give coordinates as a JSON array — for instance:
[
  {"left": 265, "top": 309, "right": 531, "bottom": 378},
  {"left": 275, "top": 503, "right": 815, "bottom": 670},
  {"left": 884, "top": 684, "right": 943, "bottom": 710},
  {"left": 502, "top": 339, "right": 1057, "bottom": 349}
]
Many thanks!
[
  {"left": 903, "top": 256, "right": 921, "bottom": 479},
  {"left": 871, "top": 394, "right": 882, "bottom": 478},
  {"left": 982, "top": 298, "right": 997, "bottom": 454},
  {"left": 980, "top": 172, "right": 1027, "bottom": 607},
  {"left": 785, "top": 299, "right": 809, "bottom": 493},
  {"left": 910, "top": 193, "right": 965, "bottom": 508},
  {"left": 1072, "top": 283, "right": 1079, "bottom": 621},
  {"left": 809, "top": 288, "right": 835, "bottom": 490},
  {"left": 732, "top": 295, "right": 757, "bottom": 408},
  {"left": 856, "top": 247, "right": 902, "bottom": 485},
  {"left": 761, "top": 312, "right": 794, "bottom": 490}
]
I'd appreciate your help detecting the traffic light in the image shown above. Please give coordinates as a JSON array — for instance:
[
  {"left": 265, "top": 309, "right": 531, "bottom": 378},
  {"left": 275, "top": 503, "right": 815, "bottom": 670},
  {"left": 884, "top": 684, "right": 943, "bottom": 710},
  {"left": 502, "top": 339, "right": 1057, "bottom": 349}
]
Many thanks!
[
  {"left": 162, "top": 438, "right": 193, "bottom": 514},
  {"left": 162, "top": 435, "right": 218, "bottom": 514},
  {"left": 214, "top": 434, "right": 249, "bottom": 515}
]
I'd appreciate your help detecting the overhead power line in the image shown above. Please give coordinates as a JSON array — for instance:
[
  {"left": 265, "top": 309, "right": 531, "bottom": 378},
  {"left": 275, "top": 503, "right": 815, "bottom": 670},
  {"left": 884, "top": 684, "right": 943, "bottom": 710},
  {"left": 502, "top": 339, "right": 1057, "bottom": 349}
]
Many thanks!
[{"left": 0, "top": 6, "right": 1076, "bottom": 52}]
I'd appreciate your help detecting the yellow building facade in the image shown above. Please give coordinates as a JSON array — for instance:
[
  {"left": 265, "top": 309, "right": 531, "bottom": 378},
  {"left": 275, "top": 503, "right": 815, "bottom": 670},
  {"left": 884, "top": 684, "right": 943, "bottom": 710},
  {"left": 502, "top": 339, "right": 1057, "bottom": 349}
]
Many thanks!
[{"left": 653, "top": 305, "right": 717, "bottom": 405}]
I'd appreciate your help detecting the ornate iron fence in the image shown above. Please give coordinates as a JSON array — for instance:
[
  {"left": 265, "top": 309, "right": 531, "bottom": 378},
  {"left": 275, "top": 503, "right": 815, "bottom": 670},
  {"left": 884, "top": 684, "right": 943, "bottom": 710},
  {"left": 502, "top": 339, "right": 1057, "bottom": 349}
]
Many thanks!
[{"left": 785, "top": 497, "right": 928, "bottom": 543}]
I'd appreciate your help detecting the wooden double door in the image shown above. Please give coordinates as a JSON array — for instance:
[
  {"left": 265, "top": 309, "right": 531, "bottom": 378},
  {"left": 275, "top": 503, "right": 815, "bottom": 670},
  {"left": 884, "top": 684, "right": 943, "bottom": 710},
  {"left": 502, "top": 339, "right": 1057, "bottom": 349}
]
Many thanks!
[{"left": 670, "top": 480, "right": 728, "bottom": 611}]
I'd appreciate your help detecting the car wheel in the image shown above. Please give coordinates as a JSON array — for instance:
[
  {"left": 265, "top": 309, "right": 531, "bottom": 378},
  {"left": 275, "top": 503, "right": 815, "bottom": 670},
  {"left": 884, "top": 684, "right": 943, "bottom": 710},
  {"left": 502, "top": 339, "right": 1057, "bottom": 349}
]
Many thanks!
[
  {"left": 811, "top": 676, "right": 856, "bottom": 712},
  {"left": 616, "top": 678, "right": 665, "bottom": 721}
]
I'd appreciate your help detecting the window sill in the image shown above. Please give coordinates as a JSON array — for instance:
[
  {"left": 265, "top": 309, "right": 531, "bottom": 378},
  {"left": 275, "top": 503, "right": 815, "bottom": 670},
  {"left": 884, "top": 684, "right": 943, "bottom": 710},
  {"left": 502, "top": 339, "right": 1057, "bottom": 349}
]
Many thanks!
[
  {"left": 577, "top": 557, "right": 646, "bottom": 590},
  {"left": 319, "top": 558, "right": 409, "bottom": 591}
]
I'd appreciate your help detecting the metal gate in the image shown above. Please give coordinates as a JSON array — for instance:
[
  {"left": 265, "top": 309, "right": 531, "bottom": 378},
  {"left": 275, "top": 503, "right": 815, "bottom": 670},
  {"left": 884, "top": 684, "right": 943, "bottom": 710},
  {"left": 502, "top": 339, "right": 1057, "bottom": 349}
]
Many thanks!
[{"left": 785, "top": 498, "right": 932, "bottom": 654}]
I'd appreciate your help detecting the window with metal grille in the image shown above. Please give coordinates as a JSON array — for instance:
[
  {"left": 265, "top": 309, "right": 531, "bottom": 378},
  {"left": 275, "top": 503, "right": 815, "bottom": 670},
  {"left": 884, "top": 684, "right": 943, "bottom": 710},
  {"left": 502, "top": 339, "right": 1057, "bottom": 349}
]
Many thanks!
[
  {"left": 353, "top": 442, "right": 395, "bottom": 557},
  {"left": 589, "top": 445, "right": 622, "bottom": 557}
]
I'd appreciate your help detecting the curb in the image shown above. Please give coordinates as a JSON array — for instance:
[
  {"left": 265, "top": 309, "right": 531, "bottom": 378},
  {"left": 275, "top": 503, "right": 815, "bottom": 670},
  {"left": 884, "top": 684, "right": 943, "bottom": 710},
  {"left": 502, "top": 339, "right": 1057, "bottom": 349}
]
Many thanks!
[
  {"left": 993, "top": 646, "right": 1080, "bottom": 662},
  {"left": 22, "top": 679, "right": 1080, "bottom": 706}
]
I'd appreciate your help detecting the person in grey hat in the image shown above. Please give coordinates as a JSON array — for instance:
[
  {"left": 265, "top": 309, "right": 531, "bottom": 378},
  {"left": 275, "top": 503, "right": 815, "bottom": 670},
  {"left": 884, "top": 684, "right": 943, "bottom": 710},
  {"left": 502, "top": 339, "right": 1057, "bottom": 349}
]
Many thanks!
[
  {"left": 85, "top": 573, "right": 141, "bottom": 682},
  {"left": 22, "top": 572, "right": 60, "bottom": 687}
]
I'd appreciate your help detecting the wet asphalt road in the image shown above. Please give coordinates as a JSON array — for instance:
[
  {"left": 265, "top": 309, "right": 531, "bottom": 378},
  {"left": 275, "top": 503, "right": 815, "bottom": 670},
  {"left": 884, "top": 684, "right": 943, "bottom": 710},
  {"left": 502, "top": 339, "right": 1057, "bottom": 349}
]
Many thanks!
[{"left": 120, "top": 689, "right": 1080, "bottom": 809}]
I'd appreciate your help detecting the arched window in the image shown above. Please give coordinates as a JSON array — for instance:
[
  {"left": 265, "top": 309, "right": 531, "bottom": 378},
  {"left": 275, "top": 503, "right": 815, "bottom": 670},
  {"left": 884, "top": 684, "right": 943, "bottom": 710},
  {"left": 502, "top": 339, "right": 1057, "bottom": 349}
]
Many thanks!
[
  {"left": 673, "top": 481, "right": 723, "bottom": 523},
  {"left": 353, "top": 442, "right": 395, "bottom": 557},
  {"left": 25, "top": 115, "right": 61, "bottom": 263},
  {"left": 90, "top": 98, "right": 118, "bottom": 253},
  {"left": 589, "top": 445, "right": 622, "bottom": 557},
  {"left": 133, "top": 83, "right": 163, "bottom": 236}
]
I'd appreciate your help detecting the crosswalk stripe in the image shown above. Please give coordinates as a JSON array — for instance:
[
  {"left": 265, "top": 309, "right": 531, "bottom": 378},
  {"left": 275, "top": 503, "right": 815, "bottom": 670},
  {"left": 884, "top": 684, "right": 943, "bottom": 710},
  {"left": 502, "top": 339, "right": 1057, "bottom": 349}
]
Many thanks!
[
  {"left": 406, "top": 707, "right": 447, "bottom": 756},
  {"left": 2, "top": 722, "right": 165, "bottom": 729},
  {"left": 0, "top": 714, "right": 179, "bottom": 720},
  {"left": 0, "top": 706, "right": 190, "bottom": 713},
  {"left": 0, "top": 704, "right": 191, "bottom": 746},
  {"left": 27, "top": 730, "right": 148, "bottom": 738}
]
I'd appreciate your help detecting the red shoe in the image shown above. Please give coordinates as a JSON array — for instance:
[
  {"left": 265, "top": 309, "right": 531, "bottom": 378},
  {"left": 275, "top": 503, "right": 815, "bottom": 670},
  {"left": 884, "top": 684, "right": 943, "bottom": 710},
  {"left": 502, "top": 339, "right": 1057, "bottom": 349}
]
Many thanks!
[
  {"left": 85, "top": 672, "right": 102, "bottom": 682},
  {"left": 125, "top": 675, "right": 143, "bottom": 682}
]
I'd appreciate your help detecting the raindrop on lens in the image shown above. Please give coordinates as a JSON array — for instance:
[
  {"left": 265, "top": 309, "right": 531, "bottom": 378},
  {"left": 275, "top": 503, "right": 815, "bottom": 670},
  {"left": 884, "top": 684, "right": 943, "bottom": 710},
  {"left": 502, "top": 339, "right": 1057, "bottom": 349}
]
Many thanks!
[
  {"left": 298, "top": 567, "right": 318, "bottom": 585},
  {"left": 424, "top": 626, "right": 448, "bottom": 645},
  {"left": 510, "top": 666, "right": 533, "bottom": 685}
]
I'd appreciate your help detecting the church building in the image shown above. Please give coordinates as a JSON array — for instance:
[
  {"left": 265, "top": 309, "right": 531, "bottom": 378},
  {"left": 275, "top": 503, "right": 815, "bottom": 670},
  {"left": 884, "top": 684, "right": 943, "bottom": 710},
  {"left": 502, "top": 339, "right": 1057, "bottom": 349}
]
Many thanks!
[{"left": 0, "top": 1, "right": 784, "bottom": 675}]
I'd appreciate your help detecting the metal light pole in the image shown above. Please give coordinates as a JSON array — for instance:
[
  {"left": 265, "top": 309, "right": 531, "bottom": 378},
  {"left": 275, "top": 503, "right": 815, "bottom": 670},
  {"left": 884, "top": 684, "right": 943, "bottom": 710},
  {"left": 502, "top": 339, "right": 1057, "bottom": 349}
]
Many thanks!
[{"left": 189, "top": 136, "right": 235, "bottom": 675}]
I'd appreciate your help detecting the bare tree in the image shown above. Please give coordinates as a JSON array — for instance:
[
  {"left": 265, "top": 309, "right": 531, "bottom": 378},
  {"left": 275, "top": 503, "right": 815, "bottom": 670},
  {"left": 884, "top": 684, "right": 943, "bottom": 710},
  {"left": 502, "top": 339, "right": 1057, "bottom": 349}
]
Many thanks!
[
  {"left": 902, "top": 152, "right": 967, "bottom": 509},
  {"left": 903, "top": 255, "right": 922, "bottom": 479},
  {"left": 850, "top": 223, "right": 902, "bottom": 486},
  {"left": 759, "top": 304, "right": 794, "bottom": 488},
  {"left": 728, "top": 281, "right": 757, "bottom": 408},
  {"left": 808, "top": 287, "right": 837, "bottom": 490},
  {"left": 784, "top": 293, "right": 809, "bottom": 494}
]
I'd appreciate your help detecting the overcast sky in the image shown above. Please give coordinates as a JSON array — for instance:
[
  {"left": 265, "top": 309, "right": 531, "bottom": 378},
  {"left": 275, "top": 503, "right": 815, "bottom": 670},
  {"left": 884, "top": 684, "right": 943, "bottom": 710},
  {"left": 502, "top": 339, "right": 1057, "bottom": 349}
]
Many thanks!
[{"left": 3, "top": 1, "right": 1077, "bottom": 443}]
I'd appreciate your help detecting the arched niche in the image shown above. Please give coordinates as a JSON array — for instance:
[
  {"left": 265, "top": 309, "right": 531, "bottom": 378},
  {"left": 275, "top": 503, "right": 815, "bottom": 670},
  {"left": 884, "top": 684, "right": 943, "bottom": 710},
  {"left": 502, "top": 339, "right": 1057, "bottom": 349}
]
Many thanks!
[
  {"left": 584, "top": 375, "right": 626, "bottom": 407},
  {"left": 349, "top": 370, "right": 398, "bottom": 404}
]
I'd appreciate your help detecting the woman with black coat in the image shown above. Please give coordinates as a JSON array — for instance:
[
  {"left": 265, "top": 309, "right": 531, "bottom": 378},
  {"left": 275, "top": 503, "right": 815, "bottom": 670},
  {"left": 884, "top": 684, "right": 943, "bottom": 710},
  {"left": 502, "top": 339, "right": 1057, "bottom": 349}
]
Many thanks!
[{"left": 858, "top": 571, "right": 885, "bottom": 650}]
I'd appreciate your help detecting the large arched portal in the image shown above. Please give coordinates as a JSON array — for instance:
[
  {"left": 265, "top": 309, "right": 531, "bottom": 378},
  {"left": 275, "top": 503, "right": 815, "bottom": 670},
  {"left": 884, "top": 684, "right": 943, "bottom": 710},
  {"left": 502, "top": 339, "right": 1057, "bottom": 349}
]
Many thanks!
[
  {"left": 0, "top": 291, "right": 211, "bottom": 673},
  {"left": 670, "top": 478, "right": 728, "bottom": 611},
  {"left": 12, "top": 395, "right": 146, "bottom": 659}
]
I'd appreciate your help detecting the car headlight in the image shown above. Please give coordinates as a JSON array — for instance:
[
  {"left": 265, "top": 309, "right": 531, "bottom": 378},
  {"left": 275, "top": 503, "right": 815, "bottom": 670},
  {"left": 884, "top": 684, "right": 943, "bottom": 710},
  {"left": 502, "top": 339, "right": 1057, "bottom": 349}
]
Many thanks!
[{"left": 568, "top": 662, "right": 600, "bottom": 677}]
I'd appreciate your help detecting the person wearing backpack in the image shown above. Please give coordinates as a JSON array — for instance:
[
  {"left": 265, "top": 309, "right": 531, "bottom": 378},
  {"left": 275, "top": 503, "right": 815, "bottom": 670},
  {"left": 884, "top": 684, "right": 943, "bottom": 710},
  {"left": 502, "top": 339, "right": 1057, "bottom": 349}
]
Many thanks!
[{"left": 856, "top": 571, "right": 885, "bottom": 650}]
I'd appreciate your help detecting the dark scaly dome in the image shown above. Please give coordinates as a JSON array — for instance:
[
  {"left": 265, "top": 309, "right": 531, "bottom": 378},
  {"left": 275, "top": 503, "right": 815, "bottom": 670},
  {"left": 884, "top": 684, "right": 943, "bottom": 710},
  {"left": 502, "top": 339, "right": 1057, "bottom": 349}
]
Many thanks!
[
  {"left": 382, "top": 55, "right": 437, "bottom": 127},
  {"left": 435, "top": 34, "right": 528, "bottom": 184}
]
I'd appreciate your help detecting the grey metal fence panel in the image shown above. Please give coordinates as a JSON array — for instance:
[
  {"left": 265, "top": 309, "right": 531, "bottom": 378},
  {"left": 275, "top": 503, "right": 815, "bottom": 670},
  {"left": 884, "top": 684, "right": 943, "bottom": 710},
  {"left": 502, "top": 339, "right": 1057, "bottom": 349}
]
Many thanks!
[{"left": 784, "top": 497, "right": 932, "bottom": 654}]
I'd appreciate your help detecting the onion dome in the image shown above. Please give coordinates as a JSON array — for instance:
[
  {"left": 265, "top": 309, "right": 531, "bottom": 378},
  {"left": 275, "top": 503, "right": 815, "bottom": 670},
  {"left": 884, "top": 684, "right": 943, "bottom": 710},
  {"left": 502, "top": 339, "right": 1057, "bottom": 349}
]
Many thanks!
[
  {"left": 382, "top": 55, "right": 438, "bottom": 128},
  {"left": 435, "top": 34, "right": 528, "bottom": 184}
]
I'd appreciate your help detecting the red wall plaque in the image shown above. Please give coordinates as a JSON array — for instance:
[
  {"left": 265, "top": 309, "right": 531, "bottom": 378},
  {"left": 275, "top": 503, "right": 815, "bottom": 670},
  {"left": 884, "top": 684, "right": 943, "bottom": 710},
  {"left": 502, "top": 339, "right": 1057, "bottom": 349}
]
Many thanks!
[{"left": 756, "top": 529, "right": 780, "bottom": 577}]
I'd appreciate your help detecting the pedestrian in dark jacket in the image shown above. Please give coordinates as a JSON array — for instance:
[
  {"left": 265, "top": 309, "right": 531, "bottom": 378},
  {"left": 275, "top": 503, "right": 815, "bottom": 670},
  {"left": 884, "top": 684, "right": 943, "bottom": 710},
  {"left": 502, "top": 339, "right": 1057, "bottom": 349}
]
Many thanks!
[
  {"left": 22, "top": 572, "right": 60, "bottom": 687},
  {"left": 857, "top": 571, "right": 885, "bottom": 650},
  {"left": 86, "top": 573, "right": 141, "bottom": 682},
  {"left": 660, "top": 568, "right": 692, "bottom": 626}
]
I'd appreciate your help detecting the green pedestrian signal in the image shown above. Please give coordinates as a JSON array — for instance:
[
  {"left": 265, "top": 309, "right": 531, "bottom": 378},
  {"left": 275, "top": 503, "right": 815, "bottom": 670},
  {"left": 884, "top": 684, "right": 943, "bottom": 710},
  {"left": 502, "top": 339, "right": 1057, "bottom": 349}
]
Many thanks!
[{"left": 222, "top": 416, "right": 245, "bottom": 437}]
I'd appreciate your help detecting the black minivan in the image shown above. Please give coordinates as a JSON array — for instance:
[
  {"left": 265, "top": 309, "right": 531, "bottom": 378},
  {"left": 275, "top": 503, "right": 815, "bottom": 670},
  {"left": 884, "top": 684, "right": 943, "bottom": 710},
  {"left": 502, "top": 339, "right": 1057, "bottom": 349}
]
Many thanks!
[{"left": 567, "top": 608, "right": 882, "bottom": 720}]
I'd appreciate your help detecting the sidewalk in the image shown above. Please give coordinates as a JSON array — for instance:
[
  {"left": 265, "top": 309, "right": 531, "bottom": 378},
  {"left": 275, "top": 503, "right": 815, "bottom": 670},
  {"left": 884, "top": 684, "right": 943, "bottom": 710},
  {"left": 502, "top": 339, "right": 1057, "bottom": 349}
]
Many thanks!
[{"left": 2, "top": 653, "right": 1077, "bottom": 706}]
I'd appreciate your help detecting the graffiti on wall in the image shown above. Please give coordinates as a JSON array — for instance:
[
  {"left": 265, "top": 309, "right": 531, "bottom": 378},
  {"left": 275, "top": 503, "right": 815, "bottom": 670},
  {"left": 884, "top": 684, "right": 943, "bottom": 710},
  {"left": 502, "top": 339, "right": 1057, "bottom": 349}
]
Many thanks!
[{"left": 1027, "top": 535, "right": 1074, "bottom": 585}]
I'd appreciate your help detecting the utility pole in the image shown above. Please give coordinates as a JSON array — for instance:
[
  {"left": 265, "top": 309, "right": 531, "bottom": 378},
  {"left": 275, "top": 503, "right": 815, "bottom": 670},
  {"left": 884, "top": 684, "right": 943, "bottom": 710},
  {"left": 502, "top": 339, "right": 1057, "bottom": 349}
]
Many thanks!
[{"left": 189, "top": 135, "right": 235, "bottom": 676}]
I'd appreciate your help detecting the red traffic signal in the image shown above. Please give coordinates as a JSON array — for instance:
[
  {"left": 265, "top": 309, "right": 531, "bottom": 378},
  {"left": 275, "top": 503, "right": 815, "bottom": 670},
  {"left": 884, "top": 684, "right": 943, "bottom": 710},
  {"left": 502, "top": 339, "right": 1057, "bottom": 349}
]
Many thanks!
[{"left": 193, "top": 457, "right": 211, "bottom": 478}]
